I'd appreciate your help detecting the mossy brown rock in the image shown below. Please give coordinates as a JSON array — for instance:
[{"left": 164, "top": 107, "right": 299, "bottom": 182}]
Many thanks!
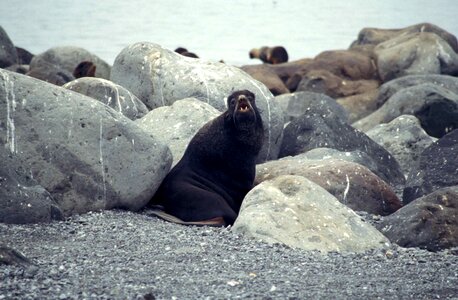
[
  {"left": 241, "top": 64, "right": 290, "bottom": 95},
  {"left": 256, "top": 157, "right": 401, "bottom": 215}
]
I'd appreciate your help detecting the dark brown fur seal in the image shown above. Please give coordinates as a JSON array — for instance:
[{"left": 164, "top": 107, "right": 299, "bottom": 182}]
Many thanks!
[
  {"left": 174, "top": 47, "right": 189, "bottom": 54},
  {"left": 149, "top": 90, "right": 264, "bottom": 226},
  {"left": 174, "top": 47, "right": 199, "bottom": 58},
  {"left": 73, "top": 61, "right": 96, "bottom": 78},
  {"left": 249, "top": 46, "right": 289, "bottom": 64}
]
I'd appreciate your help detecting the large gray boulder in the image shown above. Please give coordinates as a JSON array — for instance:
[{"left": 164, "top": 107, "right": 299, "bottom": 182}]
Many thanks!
[
  {"left": 374, "top": 32, "right": 458, "bottom": 82},
  {"left": 0, "top": 69, "right": 172, "bottom": 217},
  {"left": 110, "top": 42, "right": 284, "bottom": 161},
  {"left": 0, "top": 26, "right": 18, "bottom": 68},
  {"left": 351, "top": 23, "right": 458, "bottom": 52},
  {"left": 63, "top": 77, "right": 149, "bottom": 120},
  {"left": 26, "top": 60, "right": 75, "bottom": 86},
  {"left": 233, "top": 175, "right": 390, "bottom": 253},
  {"left": 275, "top": 91, "right": 348, "bottom": 124},
  {"left": 366, "top": 115, "right": 437, "bottom": 180},
  {"left": 136, "top": 98, "right": 220, "bottom": 166},
  {"left": 353, "top": 83, "right": 458, "bottom": 137},
  {"left": 30, "top": 46, "right": 111, "bottom": 79},
  {"left": 0, "top": 147, "right": 63, "bottom": 224}
]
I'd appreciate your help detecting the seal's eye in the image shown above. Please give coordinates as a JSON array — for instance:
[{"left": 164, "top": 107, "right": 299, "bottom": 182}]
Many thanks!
[{"left": 230, "top": 98, "right": 236, "bottom": 106}]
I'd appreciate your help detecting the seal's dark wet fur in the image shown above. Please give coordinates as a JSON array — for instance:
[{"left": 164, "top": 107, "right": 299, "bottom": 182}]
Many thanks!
[{"left": 149, "top": 90, "right": 264, "bottom": 225}]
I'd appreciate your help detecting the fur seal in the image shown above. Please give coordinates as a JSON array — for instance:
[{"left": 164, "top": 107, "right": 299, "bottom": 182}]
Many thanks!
[
  {"left": 249, "top": 46, "right": 289, "bottom": 64},
  {"left": 174, "top": 47, "right": 188, "bottom": 54},
  {"left": 174, "top": 47, "right": 199, "bottom": 58},
  {"left": 149, "top": 90, "right": 264, "bottom": 226},
  {"left": 73, "top": 61, "right": 96, "bottom": 78}
]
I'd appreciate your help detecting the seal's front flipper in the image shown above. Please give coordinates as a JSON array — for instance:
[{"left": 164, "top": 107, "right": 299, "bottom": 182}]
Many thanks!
[{"left": 147, "top": 206, "right": 226, "bottom": 227}]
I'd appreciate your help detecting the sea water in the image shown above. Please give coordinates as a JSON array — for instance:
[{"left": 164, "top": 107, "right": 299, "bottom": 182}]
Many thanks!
[{"left": 1, "top": 0, "right": 457, "bottom": 66}]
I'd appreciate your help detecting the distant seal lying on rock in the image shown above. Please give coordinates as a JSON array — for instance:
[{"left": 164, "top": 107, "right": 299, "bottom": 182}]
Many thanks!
[
  {"left": 149, "top": 90, "right": 264, "bottom": 226},
  {"left": 174, "top": 47, "right": 199, "bottom": 58},
  {"left": 249, "top": 46, "right": 289, "bottom": 64}
]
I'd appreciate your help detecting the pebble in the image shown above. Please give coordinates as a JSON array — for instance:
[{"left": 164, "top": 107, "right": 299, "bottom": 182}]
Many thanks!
[{"left": 1, "top": 210, "right": 457, "bottom": 299}]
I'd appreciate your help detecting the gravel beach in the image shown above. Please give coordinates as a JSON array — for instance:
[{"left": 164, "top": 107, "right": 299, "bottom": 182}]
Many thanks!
[{"left": 1, "top": 210, "right": 457, "bottom": 299}]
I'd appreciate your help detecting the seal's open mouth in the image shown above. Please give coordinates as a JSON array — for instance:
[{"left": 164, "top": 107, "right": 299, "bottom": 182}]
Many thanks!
[{"left": 238, "top": 103, "right": 250, "bottom": 112}]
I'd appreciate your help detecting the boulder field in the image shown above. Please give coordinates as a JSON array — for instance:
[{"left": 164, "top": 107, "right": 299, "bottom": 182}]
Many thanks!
[{"left": 1, "top": 23, "right": 457, "bottom": 254}]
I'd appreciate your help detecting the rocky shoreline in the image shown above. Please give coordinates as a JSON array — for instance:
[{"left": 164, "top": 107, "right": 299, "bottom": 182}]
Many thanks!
[
  {"left": 1, "top": 210, "right": 458, "bottom": 299},
  {"left": 1, "top": 22, "right": 458, "bottom": 299}
]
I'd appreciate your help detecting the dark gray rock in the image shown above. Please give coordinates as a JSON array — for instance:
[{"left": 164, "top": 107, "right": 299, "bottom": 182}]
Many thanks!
[
  {"left": 0, "top": 26, "right": 18, "bottom": 68},
  {"left": 366, "top": 115, "right": 437, "bottom": 180},
  {"left": 15, "top": 47, "right": 34, "bottom": 65},
  {"left": 279, "top": 112, "right": 405, "bottom": 191},
  {"left": 374, "top": 32, "right": 458, "bottom": 82},
  {"left": 403, "top": 129, "right": 458, "bottom": 204},
  {"left": 30, "top": 46, "right": 111, "bottom": 79},
  {"left": 26, "top": 60, "right": 75, "bottom": 86},
  {"left": 110, "top": 42, "right": 284, "bottom": 162},
  {"left": 373, "top": 74, "right": 458, "bottom": 109},
  {"left": 136, "top": 98, "right": 220, "bottom": 166},
  {"left": 256, "top": 157, "right": 401, "bottom": 215},
  {"left": 0, "top": 147, "right": 63, "bottom": 224},
  {"left": 353, "top": 83, "right": 458, "bottom": 137},
  {"left": 0, "top": 69, "right": 172, "bottom": 217},
  {"left": 378, "top": 186, "right": 458, "bottom": 252},
  {"left": 64, "top": 77, "right": 149, "bottom": 120},
  {"left": 233, "top": 175, "right": 390, "bottom": 253},
  {"left": 275, "top": 91, "right": 348, "bottom": 124}
]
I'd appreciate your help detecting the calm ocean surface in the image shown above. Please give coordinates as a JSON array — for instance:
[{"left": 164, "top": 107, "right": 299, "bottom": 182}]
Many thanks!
[{"left": 2, "top": 0, "right": 458, "bottom": 66}]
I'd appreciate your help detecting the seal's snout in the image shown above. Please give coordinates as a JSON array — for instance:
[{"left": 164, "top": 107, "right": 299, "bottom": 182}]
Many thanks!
[
  {"left": 227, "top": 90, "right": 256, "bottom": 116},
  {"left": 237, "top": 95, "right": 250, "bottom": 112}
]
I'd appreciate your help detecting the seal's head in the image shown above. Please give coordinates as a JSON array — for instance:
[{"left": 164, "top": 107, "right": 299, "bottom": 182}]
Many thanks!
[{"left": 227, "top": 90, "right": 259, "bottom": 130}]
